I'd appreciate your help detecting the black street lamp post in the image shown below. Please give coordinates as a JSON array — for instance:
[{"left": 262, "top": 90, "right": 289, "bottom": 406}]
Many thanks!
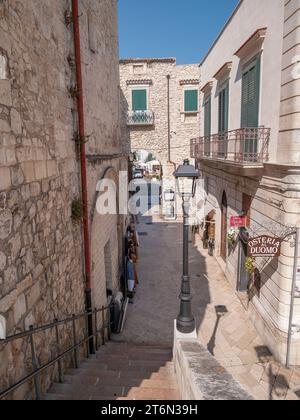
[{"left": 174, "top": 159, "right": 200, "bottom": 334}]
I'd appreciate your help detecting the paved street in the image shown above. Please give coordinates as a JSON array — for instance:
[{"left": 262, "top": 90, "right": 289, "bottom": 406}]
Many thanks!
[{"left": 116, "top": 212, "right": 300, "bottom": 401}]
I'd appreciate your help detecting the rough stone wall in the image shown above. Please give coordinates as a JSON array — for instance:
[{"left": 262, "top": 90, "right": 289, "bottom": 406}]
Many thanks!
[
  {"left": 0, "top": 0, "right": 125, "bottom": 399},
  {"left": 169, "top": 64, "right": 200, "bottom": 166},
  {"left": 120, "top": 60, "right": 200, "bottom": 217},
  {"left": 120, "top": 60, "right": 200, "bottom": 167}
]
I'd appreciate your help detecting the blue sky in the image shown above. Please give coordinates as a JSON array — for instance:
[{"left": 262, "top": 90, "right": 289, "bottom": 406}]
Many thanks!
[{"left": 118, "top": 0, "right": 240, "bottom": 64}]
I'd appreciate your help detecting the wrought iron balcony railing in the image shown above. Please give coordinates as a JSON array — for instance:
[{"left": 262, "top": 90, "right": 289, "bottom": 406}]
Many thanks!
[
  {"left": 127, "top": 110, "right": 154, "bottom": 126},
  {"left": 191, "top": 127, "right": 270, "bottom": 166}
]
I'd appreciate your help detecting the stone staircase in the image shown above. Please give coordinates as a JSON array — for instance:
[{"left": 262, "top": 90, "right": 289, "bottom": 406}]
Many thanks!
[{"left": 46, "top": 341, "right": 180, "bottom": 400}]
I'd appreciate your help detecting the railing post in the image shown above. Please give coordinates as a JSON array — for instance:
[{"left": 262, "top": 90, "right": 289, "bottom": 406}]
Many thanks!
[
  {"left": 72, "top": 315, "right": 78, "bottom": 369},
  {"left": 29, "top": 327, "right": 42, "bottom": 401},
  {"left": 107, "top": 306, "right": 112, "bottom": 341},
  {"left": 85, "top": 311, "right": 90, "bottom": 359},
  {"left": 54, "top": 320, "right": 63, "bottom": 384},
  {"left": 101, "top": 306, "right": 105, "bottom": 345},
  {"left": 94, "top": 309, "right": 98, "bottom": 351}
]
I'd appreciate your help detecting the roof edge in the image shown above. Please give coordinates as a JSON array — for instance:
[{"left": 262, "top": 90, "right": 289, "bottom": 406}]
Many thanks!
[
  {"left": 199, "top": 0, "right": 244, "bottom": 67},
  {"left": 120, "top": 58, "right": 176, "bottom": 65}
]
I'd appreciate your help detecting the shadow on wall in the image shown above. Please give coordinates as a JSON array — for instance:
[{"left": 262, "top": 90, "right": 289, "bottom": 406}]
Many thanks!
[
  {"left": 255, "top": 346, "right": 290, "bottom": 401},
  {"left": 120, "top": 89, "right": 131, "bottom": 153}
]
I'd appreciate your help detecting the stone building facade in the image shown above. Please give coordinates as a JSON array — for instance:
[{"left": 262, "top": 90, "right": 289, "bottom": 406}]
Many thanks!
[
  {"left": 192, "top": 0, "right": 300, "bottom": 365},
  {"left": 0, "top": 0, "right": 127, "bottom": 398},
  {"left": 119, "top": 59, "right": 200, "bottom": 215}
]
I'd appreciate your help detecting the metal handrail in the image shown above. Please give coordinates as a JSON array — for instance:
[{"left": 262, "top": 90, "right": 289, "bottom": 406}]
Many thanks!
[
  {"left": 0, "top": 305, "right": 113, "bottom": 400},
  {"left": 127, "top": 110, "right": 154, "bottom": 126},
  {"left": 191, "top": 127, "right": 270, "bottom": 165}
]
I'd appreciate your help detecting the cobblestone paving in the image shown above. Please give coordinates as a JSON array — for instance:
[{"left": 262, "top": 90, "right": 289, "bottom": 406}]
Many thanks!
[{"left": 116, "top": 213, "right": 300, "bottom": 400}]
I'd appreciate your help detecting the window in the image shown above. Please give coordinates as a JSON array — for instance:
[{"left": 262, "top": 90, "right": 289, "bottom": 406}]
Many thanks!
[
  {"left": 218, "top": 82, "right": 229, "bottom": 133},
  {"left": 203, "top": 95, "right": 211, "bottom": 156},
  {"left": 241, "top": 56, "right": 261, "bottom": 128},
  {"left": 132, "top": 89, "right": 147, "bottom": 112},
  {"left": 0, "top": 53, "right": 8, "bottom": 80},
  {"left": 203, "top": 95, "right": 211, "bottom": 138},
  {"left": 184, "top": 89, "right": 198, "bottom": 113}
]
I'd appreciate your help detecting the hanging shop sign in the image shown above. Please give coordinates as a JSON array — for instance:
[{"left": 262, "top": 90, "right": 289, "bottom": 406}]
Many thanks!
[
  {"left": 247, "top": 236, "right": 281, "bottom": 257},
  {"left": 230, "top": 215, "right": 247, "bottom": 228}
]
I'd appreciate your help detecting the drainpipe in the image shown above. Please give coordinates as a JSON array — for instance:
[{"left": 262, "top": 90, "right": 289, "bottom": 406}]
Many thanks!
[
  {"left": 71, "top": 0, "right": 94, "bottom": 353},
  {"left": 167, "top": 75, "right": 171, "bottom": 163},
  {"left": 166, "top": 75, "right": 176, "bottom": 169}
]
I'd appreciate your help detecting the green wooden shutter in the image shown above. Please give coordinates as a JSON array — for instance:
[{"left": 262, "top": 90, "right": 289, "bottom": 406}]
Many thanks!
[
  {"left": 132, "top": 89, "right": 147, "bottom": 111},
  {"left": 241, "top": 70, "right": 249, "bottom": 127},
  {"left": 204, "top": 96, "right": 211, "bottom": 138},
  {"left": 241, "top": 56, "right": 260, "bottom": 127},
  {"left": 224, "top": 82, "right": 229, "bottom": 132},
  {"left": 218, "top": 82, "right": 229, "bottom": 134},
  {"left": 185, "top": 90, "right": 198, "bottom": 112}
]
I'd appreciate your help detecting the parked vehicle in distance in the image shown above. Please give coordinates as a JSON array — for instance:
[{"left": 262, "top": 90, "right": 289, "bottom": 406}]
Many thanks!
[{"left": 133, "top": 168, "right": 144, "bottom": 179}]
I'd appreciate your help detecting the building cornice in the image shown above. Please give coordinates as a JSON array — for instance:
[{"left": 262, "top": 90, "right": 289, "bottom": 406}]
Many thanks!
[
  {"left": 201, "top": 81, "right": 214, "bottom": 94},
  {"left": 126, "top": 79, "right": 153, "bottom": 86},
  {"left": 120, "top": 58, "right": 176, "bottom": 65},
  {"left": 234, "top": 28, "right": 267, "bottom": 59},
  {"left": 180, "top": 79, "right": 200, "bottom": 86},
  {"left": 213, "top": 62, "right": 233, "bottom": 81}
]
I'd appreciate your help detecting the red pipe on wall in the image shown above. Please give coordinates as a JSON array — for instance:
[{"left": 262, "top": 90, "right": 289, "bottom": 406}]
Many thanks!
[
  {"left": 71, "top": 0, "right": 94, "bottom": 353},
  {"left": 71, "top": 0, "right": 92, "bottom": 291}
]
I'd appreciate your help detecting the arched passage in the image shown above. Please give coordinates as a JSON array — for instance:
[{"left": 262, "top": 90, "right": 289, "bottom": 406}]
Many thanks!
[{"left": 90, "top": 166, "right": 122, "bottom": 308}]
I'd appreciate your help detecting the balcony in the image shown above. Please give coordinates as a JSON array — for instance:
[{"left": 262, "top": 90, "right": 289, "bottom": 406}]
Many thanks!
[
  {"left": 191, "top": 127, "right": 270, "bottom": 175},
  {"left": 127, "top": 110, "right": 154, "bottom": 126}
]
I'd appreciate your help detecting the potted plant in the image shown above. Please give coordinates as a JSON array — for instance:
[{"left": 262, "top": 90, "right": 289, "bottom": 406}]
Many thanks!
[
  {"left": 227, "top": 228, "right": 237, "bottom": 248},
  {"left": 245, "top": 256, "right": 256, "bottom": 275}
]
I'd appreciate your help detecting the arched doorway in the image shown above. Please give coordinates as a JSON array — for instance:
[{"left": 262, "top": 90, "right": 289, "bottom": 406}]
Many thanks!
[
  {"left": 90, "top": 167, "right": 122, "bottom": 308},
  {"left": 132, "top": 149, "right": 162, "bottom": 214},
  {"left": 220, "top": 191, "right": 228, "bottom": 261}
]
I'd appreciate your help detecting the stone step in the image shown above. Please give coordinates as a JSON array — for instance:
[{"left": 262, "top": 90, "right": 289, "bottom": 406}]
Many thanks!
[
  {"left": 45, "top": 393, "right": 112, "bottom": 401},
  {"left": 48, "top": 383, "right": 126, "bottom": 399},
  {"left": 79, "top": 360, "right": 174, "bottom": 372},
  {"left": 63, "top": 373, "right": 176, "bottom": 390},
  {"left": 95, "top": 352, "right": 172, "bottom": 362},
  {"left": 120, "top": 368, "right": 176, "bottom": 381},
  {"left": 106, "top": 342, "right": 172, "bottom": 352},
  {"left": 45, "top": 341, "right": 180, "bottom": 401},
  {"left": 67, "top": 365, "right": 176, "bottom": 379},
  {"left": 125, "top": 387, "right": 180, "bottom": 401}
]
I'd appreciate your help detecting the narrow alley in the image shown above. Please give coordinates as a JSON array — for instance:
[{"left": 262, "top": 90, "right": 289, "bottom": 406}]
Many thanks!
[{"left": 115, "top": 214, "right": 300, "bottom": 401}]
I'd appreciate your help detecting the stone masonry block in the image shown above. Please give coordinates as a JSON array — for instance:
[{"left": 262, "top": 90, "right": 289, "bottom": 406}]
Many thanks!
[
  {"left": 10, "top": 109, "right": 22, "bottom": 135},
  {"left": 26, "top": 281, "right": 41, "bottom": 309},
  {"left": 13, "top": 293, "right": 26, "bottom": 324},
  {"left": 0, "top": 166, "right": 11, "bottom": 190},
  {"left": 21, "top": 162, "right": 35, "bottom": 183},
  {"left": 0, "top": 209, "right": 12, "bottom": 239},
  {"left": 46, "top": 160, "right": 58, "bottom": 178},
  {"left": 0, "top": 80, "right": 12, "bottom": 106},
  {"left": 0, "top": 290, "right": 17, "bottom": 314},
  {"left": 34, "top": 161, "right": 47, "bottom": 180}
]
